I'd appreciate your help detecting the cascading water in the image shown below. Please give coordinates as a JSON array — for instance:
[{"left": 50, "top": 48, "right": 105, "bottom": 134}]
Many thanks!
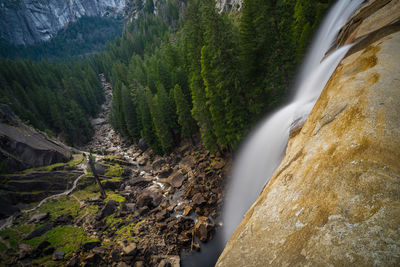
[{"left": 223, "top": 0, "right": 363, "bottom": 244}]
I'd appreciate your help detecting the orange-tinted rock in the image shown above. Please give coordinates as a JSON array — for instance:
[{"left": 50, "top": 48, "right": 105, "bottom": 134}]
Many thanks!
[{"left": 217, "top": 5, "right": 400, "bottom": 266}]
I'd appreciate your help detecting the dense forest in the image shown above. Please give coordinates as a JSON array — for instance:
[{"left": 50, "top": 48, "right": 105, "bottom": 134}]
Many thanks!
[
  {"left": 95, "top": 0, "right": 334, "bottom": 154},
  {"left": 0, "top": 0, "right": 333, "bottom": 152},
  {"left": 0, "top": 58, "right": 104, "bottom": 145}
]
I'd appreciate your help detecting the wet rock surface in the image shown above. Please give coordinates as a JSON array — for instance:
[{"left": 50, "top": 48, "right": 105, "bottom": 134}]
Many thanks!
[{"left": 217, "top": 7, "right": 400, "bottom": 266}]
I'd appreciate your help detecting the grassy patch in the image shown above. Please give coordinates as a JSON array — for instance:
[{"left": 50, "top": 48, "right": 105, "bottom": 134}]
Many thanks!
[
  {"left": 22, "top": 154, "right": 84, "bottom": 173},
  {"left": 24, "top": 226, "right": 97, "bottom": 258},
  {"left": 105, "top": 163, "right": 123, "bottom": 178},
  {"left": 73, "top": 184, "right": 100, "bottom": 201},
  {"left": 105, "top": 191, "right": 125, "bottom": 203},
  {"left": 0, "top": 224, "right": 34, "bottom": 249},
  {"left": 104, "top": 214, "right": 123, "bottom": 230},
  {"left": 114, "top": 220, "right": 142, "bottom": 243},
  {"left": 38, "top": 196, "right": 80, "bottom": 220}
]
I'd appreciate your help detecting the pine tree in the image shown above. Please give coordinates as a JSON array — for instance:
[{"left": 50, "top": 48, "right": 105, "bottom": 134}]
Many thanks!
[
  {"left": 121, "top": 84, "right": 141, "bottom": 142},
  {"left": 136, "top": 86, "right": 161, "bottom": 153},
  {"left": 183, "top": 0, "right": 218, "bottom": 152},
  {"left": 174, "top": 84, "right": 195, "bottom": 139}
]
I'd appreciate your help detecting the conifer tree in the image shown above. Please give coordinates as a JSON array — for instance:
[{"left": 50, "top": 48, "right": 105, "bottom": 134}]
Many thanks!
[
  {"left": 174, "top": 84, "right": 195, "bottom": 139},
  {"left": 121, "top": 84, "right": 141, "bottom": 142},
  {"left": 136, "top": 87, "right": 161, "bottom": 153},
  {"left": 183, "top": 0, "right": 218, "bottom": 152}
]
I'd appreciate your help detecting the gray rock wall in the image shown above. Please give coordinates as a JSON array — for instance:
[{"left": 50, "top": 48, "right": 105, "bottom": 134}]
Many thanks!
[
  {"left": 0, "top": 0, "right": 125, "bottom": 45},
  {"left": 216, "top": 0, "right": 242, "bottom": 12}
]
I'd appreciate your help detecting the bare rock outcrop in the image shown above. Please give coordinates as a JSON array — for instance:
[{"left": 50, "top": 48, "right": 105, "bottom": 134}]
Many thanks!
[
  {"left": 217, "top": 2, "right": 400, "bottom": 266},
  {"left": 0, "top": 104, "right": 72, "bottom": 173}
]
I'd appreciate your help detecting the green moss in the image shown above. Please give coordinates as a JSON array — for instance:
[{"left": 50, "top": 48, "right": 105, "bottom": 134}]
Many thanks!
[
  {"left": 21, "top": 154, "right": 83, "bottom": 173},
  {"left": 105, "top": 191, "right": 125, "bottom": 203},
  {"left": 73, "top": 184, "right": 100, "bottom": 201},
  {"left": 104, "top": 214, "right": 123, "bottom": 232},
  {"left": 38, "top": 196, "right": 80, "bottom": 220},
  {"left": 114, "top": 221, "right": 142, "bottom": 243},
  {"left": 0, "top": 225, "right": 32, "bottom": 249},
  {"left": 25, "top": 226, "right": 97, "bottom": 259},
  {"left": 105, "top": 163, "right": 123, "bottom": 178},
  {"left": 0, "top": 224, "right": 33, "bottom": 249},
  {"left": 102, "top": 176, "right": 122, "bottom": 184}
]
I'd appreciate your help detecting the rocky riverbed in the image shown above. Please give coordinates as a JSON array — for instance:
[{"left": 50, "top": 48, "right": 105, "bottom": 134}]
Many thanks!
[{"left": 0, "top": 74, "right": 230, "bottom": 266}]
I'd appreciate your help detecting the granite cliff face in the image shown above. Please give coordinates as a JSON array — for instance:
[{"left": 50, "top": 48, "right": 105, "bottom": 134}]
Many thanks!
[
  {"left": 0, "top": 0, "right": 125, "bottom": 45},
  {"left": 216, "top": 0, "right": 242, "bottom": 12},
  {"left": 218, "top": 0, "right": 400, "bottom": 266}
]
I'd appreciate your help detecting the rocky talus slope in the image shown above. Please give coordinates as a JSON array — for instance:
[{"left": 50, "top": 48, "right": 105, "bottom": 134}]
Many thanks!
[
  {"left": 217, "top": 0, "right": 400, "bottom": 266},
  {"left": 0, "top": 0, "right": 125, "bottom": 45},
  {"left": 0, "top": 74, "right": 229, "bottom": 266}
]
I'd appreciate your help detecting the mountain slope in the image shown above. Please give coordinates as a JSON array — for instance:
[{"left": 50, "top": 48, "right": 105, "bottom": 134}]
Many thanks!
[{"left": 0, "top": 0, "right": 125, "bottom": 45}]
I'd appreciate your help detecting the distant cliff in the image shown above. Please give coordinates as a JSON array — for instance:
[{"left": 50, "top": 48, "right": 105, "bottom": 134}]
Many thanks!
[
  {"left": 218, "top": 0, "right": 400, "bottom": 265},
  {"left": 0, "top": 0, "right": 125, "bottom": 45}
]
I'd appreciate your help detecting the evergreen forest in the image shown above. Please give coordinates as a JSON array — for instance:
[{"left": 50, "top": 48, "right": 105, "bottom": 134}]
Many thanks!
[{"left": 0, "top": 0, "right": 334, "bottom": 153}]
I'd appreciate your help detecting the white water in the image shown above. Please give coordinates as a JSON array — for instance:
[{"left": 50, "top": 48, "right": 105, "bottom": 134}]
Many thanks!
[{"left": 223, "top": 0, "right": 363, "bottom": 244}]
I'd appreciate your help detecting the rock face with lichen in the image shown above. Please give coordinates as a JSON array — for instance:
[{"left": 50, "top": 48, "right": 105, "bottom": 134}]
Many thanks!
[{"left": 217, "top": 1, "right": 400, "bottom": 266}]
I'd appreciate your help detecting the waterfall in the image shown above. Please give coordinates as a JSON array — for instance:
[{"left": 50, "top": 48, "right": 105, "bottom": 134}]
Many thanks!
[{"left": 223, "top": 0, "right": 363, "bottom": 244}]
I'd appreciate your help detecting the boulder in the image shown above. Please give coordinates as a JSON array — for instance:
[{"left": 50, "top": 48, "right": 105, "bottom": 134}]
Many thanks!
[
  {"left": 134, "top": 261, "right": 145, "bottom": 267},
  {"left": 136, "top": 192, "right": 154, "bottom": 208},
  {"left": 137, "top": 155, "right": 147, "bottom": 166},
  {"left": 169, "top": 173, "right": 185, "bottom": 188},
  {"left": 152, "top": 159, "right": 166, "bottom": 170},
  {"left": 217, "top": 7, "right": 400, "bottom": 266},
  {"left": 53, "top": 250, "right": 65, "bottom": 261},
  {"left": 155, "top": 255, "right": 180, "bottom": 267},
  {"left": 121, "top": 242, "right": 137, "bottom": 256},
  {"left": 194, "top": 217, "right": 214, "bottom": 242},
  {"left": 54, "top": 214, "right": 73, "bottom": 225},
  {"left": 31, "top": 240, "right": 50, "bottom": 258},
  {"left": 24, "top": 223, "right": 53, "bottom": 240},
  {"left": 158, "top": 167, "right": 173, "bottom": 178},
  {"left": 138, "top": 138, "right": 148, "bottom": 152},
  {"left": 83, "top": 253, "right": 102, "bottom": 265},
  {"left": 17, "top": 243, "right": 32, "bottom": 259},
  {"left": 82, "top": 241, "right": 101, "bottom": 252},
  {"left": 136, "top": 190, "right": 162, "bottom": 209},
  {"left": 192, "top": 193, "right": 206, "bottom": 205},
  {"left": 99, "top": 200, "right": 118, "bottom": 219}
]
